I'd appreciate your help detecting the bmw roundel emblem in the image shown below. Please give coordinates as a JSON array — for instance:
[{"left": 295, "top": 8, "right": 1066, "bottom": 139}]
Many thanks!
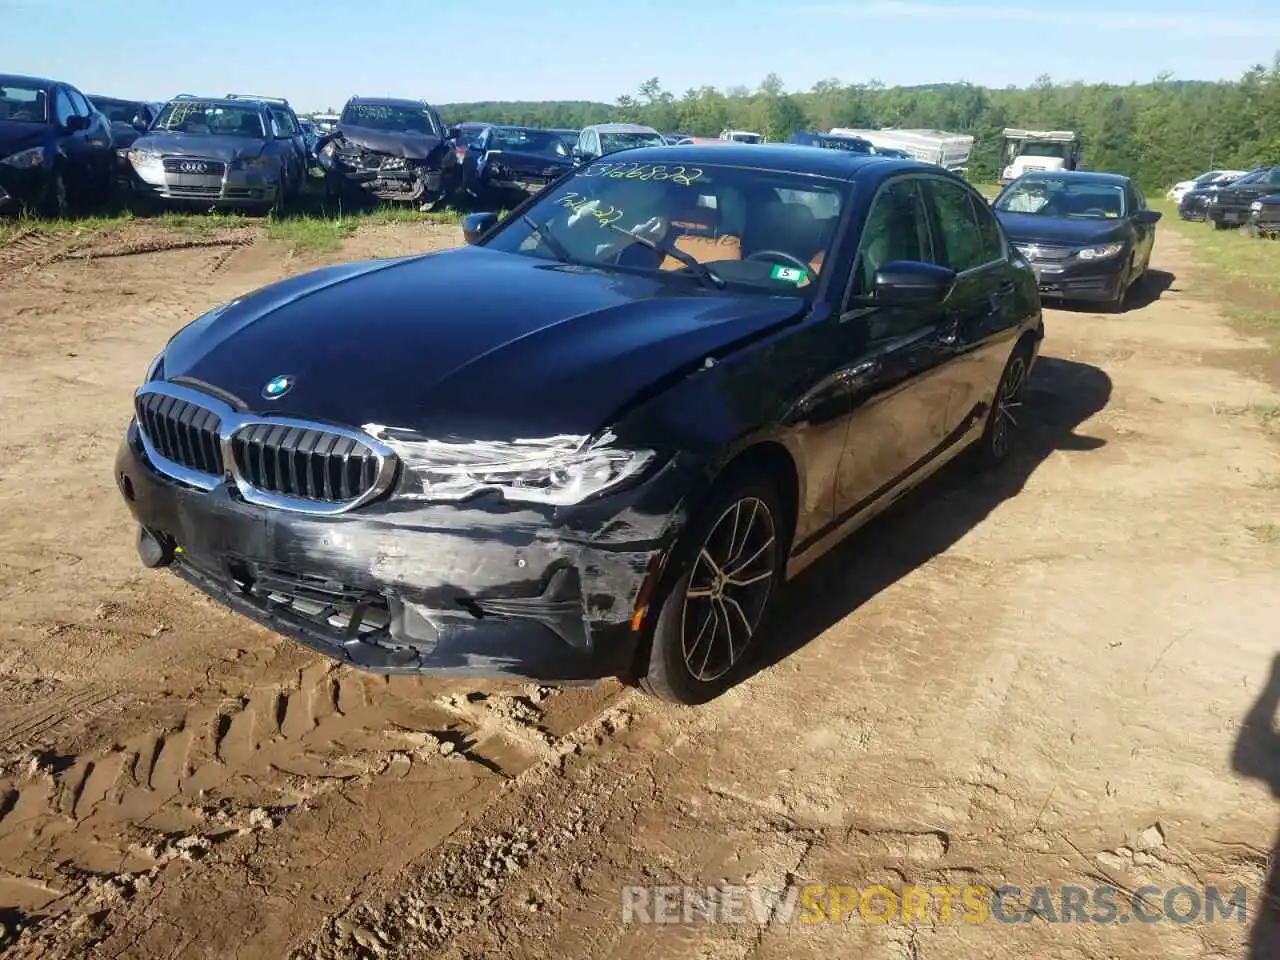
[{"left": 262, "top": 375, "right": 294, "bottom": 399}]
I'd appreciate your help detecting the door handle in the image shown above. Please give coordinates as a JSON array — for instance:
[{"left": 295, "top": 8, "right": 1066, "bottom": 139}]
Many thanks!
[{"left": 997, "top": 281, "right": 1016, "bottom": 297}]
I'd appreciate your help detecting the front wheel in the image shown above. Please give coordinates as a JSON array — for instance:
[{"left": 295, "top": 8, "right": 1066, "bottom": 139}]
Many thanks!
[{"left": 639, "top": 475, "right": 785, "bottom": 704}]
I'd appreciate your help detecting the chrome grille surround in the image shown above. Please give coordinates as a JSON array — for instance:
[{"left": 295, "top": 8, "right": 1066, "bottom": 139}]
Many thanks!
[{"left": 133, "top": 380, "right": 398, "bottom": 516}]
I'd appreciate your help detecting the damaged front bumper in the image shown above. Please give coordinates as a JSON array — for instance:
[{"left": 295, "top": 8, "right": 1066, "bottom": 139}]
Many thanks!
[
  {"left": 321, "top": 152, "right": 447, "bottom": 204},
  {"left": 115, "top": 422, "right": 688, "bottom": 681}
]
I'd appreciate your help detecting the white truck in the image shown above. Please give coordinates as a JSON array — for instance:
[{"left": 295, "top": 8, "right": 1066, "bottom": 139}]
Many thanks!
[
  {"left": 828, "top": 128, "right": 974, "bottom": 172},
  {"left": 719, "top": 129, "right": 764, "bottom": 144},
  {"left": 999, "top": 129, "right": 1082, "bottom": 184}
]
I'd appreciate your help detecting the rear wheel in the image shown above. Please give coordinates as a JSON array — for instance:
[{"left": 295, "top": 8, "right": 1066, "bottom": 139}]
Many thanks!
[
  {"left": 639, "top": 475, "right": 784, "bottom": 704},
  {"left": 974, "top": 341, "right": 1033, "bottom": 468}
]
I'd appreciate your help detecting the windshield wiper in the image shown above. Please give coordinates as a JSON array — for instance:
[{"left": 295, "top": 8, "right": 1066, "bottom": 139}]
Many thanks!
[
  {"left": 521, "top": 214, "right": 574, "bottom": 264},
  {"left": 602, "top": 222, "right": 726, "bottom": 289}
]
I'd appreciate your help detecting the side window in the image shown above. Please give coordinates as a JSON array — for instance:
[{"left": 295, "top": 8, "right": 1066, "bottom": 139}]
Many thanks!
[
  {"left": 267, "top": 110, "right": 285, "bottom": 138},
  {"left": 851, "top": 177, "right": 932, "bottom": 297},
  {"left": 970, "top": 192, "right": 1006, "bottom": 263},
  {"left": 54, "top": 89, "right": 76, "bottom": 126},
  {"left": 67, "top": 89, "right": 92, "bottom": 117},
  {"left": 924, "top": 179, "right": 987, "bottom": 273}
]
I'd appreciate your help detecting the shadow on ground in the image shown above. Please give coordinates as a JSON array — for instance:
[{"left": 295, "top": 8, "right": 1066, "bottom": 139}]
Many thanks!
[
  {"left": 1232, "top": 653, "right": 1280, "bottom": 958},
  {"left": 1050, "top": 269, "right": 1176, "bottom": 314},
  {"left": 750, "top": 354, "right": 1112, "bottom": 677}
]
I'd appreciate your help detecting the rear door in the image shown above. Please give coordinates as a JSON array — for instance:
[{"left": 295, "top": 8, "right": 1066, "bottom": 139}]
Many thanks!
[
  {"left": 1126, "top": 184, "right": 1155, "bottom": 273},
  {"left": 920, "top": 175, "right": 1027, "bottom": 438},
  {"left": 831, "top": 174, "right": 960, "bottom": 520}
]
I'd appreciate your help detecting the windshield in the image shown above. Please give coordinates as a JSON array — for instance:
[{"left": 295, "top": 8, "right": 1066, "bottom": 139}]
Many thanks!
[
  {"left": 489, "top": 127, "right": 570, "bottom": 158},
  {"left": 154, "top": 101, "right": 265, "bottom": 138},
  {"left": 599, "top": 131, "right": 666, "bottom": 153},
  {"left": 340, "top": 102, "right": 439, "bottom": 135},
  {"left": 0, "top": 82, "right": 48, "bottom": 123},
  {"left": 483, "top": 159, "right": 847, "bottom": 295},
  {"left": 1018, "top": 141, "right": 1071, "bottom": 159},
  {"left": 90, "top": 98, "right": 139, "bottom": 124},
  {"left": 458, "top": 124, "right": 489, "bottom": 146},
  {"left": 995, "top": 177, "right": 1126, "bottom": 219}
]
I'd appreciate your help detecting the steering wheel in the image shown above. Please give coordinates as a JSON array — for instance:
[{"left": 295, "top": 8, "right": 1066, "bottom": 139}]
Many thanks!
[{"left": 746, "top": 249, "right": 811, "bottom": 276}]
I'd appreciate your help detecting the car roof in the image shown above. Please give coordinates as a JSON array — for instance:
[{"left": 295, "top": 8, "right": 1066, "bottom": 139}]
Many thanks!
[
  {"left": 585, "top": 123, "right": 659, "bottom": 133},
  {"left": 0, "top": 73, "right": 57, "bottom": 89},
  {"left": 89, "top": 95, "right": 141, "bottom": 104},
  {"left": 346, "top": 96, "right": 431, "bottom": 109},
  {"left": 1014, "top": 170, "right": 1131, "bottom": 186},
  {"left": 601, "top": 143, "right": 936, "bottom": 182}
]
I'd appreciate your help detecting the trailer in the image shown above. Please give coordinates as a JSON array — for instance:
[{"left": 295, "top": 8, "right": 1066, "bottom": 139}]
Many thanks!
[
  {"left": 828, "top": 127, "right": 973, "bottom": 171},
  {"left": 999, "top": 128, "right": 1081, "bottom": 184}
]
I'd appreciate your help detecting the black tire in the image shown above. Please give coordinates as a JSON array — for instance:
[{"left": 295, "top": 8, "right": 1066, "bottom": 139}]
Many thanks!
[
  {"left": 1212, "top": 220, "right": 1231, "bottom": 231},
  {"left": 974, "top": 340, "right": 1034, "bottom": 468},
  {"left": 638, "top": 474, "right": 785, "bottom": 705}
]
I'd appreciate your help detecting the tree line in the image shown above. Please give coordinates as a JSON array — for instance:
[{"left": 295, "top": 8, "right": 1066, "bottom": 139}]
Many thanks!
[{"left": 439, "top": 58, "right": 1280, "bottom": 190}]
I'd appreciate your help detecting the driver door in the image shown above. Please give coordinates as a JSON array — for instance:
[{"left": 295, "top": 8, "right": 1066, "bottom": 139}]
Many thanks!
[{"left": 832, "top": 175, "right": 960, "bottom": 520}]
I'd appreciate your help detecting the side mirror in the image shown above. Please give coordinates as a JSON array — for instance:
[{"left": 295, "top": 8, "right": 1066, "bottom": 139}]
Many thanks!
[
  {"left": 1135, "top": 209, "right": 1162, "bottom": 224},
  {"left": 132, "top": 115, "right": 149, "bottom": 132},
  {"left": 871, "top": 261, "right": 957, "bottom": 306},
  {"left": 571, "top": 146, "right": 587, "bottom": 164},
  {"left": 446, "top": 125, "right": 460, "bottom": 140},
  {"left": 65, "top": 115, "right": 90, "bottom": 132},
  {"left": 462, "top": 212, "right": 499, "bottom": 245}
]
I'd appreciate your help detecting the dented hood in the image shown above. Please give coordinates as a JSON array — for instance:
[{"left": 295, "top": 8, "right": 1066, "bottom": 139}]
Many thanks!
[
  {"left": 335, "top": 124, "right": 443, "bottom": 159},
  {"left": 161, "top": 247, "right": 806, "bottom": 439}
]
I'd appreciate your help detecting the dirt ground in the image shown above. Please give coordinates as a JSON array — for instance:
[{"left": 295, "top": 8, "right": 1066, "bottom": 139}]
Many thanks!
[{"left": 0, "top": 220, "right": 1278, "bottom": 959}]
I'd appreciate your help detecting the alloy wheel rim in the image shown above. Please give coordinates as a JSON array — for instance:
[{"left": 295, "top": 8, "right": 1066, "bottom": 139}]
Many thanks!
[
  {"left": 991, "top": 355, "right": 1027, "bottom": 459},
  {"left": 681, "top": 496, "right": 778, "bottom": 683}
]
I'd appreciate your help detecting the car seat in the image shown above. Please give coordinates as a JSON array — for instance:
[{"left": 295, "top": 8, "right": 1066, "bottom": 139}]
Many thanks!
[{"left": 660, "top": 192, "right": 742, "bottom": 270}]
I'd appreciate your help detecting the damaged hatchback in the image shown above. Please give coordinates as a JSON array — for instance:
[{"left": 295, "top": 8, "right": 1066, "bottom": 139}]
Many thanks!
[
  {"left": 116, "top": 145, "right": 1043, "bottom": 704},
  {"left": 318, "top": 97, "right": 459, "bottom": 210}
]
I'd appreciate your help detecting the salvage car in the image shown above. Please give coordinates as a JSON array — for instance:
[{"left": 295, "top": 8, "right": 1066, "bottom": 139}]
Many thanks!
[
  {"left": 1247, "top": 194, "right": 1280, "bottom": 238},
  {"left": 993, "top": 171, "right": 1159, "bottom": 310},
  {"left": 88, "top": 95, "right": 159, "bottom": 160},
  {"left": 318, "top": 97, "right": 460, "bottom": 210},
  {"left": 1206, "top": 163, "right": 1280, "bottom": 229},
  {"left": 452, "top": 121, "right": 491, "bottom": 163},
  {"left": 127, "top": 97, "right": 305, "bottom": 211},
  {"left": 116, "top": 144, "right": 1043, "bottom": 704},
  {"left": 572, "top": 123, "right": 666, "bottom": 163},
  {"left": 1166, "top": 168, "right": 1247, "bottom": 204},
  {"left": 1, "top": 73, "right": 114, "bottom": 215},
  {"left": 460, "top": 125, "right": 574, "bottom": 204}
]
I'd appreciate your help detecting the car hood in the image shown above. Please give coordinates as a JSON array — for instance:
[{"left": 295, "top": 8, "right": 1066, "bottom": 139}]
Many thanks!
[
  {"left": 130, "top": 132, "right": 265, "bottom": 160},
  {"left": 483, "top": 150, "right": 573, "bottom": 176},
  {"left": 161, "top": 247, "right": 806, "bottom": 439},
  {"left": 110, "top": 124, "right": 142, "bottom": 149},
  {"left": 995, "top": 211, "right": 1129, "bottom": 246},
  {"left": 335, "top": 124, "right": 443, "bottom": 159},
  {"left": 1218, "top": 180, "right": 1278, "bottom": 201},
  {"left": 0, "top": 121, "right": 49, "bottom": 155}
]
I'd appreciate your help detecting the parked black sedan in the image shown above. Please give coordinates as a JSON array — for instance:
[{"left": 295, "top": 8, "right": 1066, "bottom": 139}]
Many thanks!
[
  {"left": 993, "top": 171, "right": 1160, "bottom": 310},
  {"left": 1, "top": 73, "right": 114, "bottom": 215},
  {"left": 115, "top": 145, "right": 1043, "bottom": 704},
  {"left": 460, "top": 125, "right": 574, "bottom": 204},
  {"left": 1207, "top": 164, "right": 1280, "bottom": 230}
]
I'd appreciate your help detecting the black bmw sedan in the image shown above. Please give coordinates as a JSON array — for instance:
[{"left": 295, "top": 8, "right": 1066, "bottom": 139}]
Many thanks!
[
  {"left": 116, "top": 145, "right": 1043, "bottom": 704},
  {"left": 993, "top": 171, "right": 1160, "bottom": 311}
]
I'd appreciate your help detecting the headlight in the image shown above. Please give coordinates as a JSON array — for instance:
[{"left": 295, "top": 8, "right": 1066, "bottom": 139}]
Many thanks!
[
  {"left": 231, "top": 156, "right": 274, "bottom": 171},
  {"left": 365, "top": 427, "right": 656, "bottom": 506},
  {"left": 128, "top": 148, "right": 162, "bottom": 168},
  {"left": 1076, "top": 242, "right": 1125, "bottom": 261},
  {"left": 321, "top": 141, "right": 336, "bottom": 157},
  {"left": 1251, "top": 201, "right": 1263, "bottom": 212},
  {"left": 144, "top": 351, "right": 165, "bottom": 382},
  {"left": 1, "top": 146, "right": 46, "bottom": 168}
]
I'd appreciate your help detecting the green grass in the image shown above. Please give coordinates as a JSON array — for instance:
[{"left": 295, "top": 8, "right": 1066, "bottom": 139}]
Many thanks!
[
  {"left": 1246, "top": 523, "right": 1280, "bottom": 544},
  {"left": 1153, "top": 198, "right": 1280, "bottom": 331},
  {"left": 2, "top": 186, "right": 466, "bottom": 254}
]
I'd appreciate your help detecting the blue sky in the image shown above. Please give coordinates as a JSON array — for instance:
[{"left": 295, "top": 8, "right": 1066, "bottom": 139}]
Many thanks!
[{"left": 2, "top": 0, "right": 1277, "bottom": 111}]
